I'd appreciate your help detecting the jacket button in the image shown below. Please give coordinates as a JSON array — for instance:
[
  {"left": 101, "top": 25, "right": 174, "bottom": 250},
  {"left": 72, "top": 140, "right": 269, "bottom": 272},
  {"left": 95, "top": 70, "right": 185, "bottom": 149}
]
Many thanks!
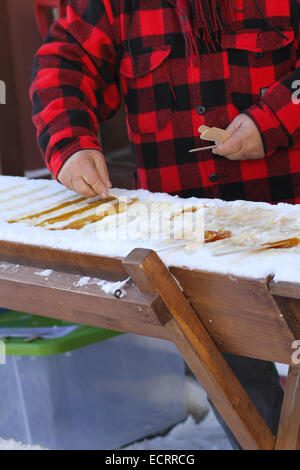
[
  {"left": 209, "top": 173, "right": 219, "bottom": 183},
  {"left": 254, "top": 52, "right": 264, "bottom": 58},
  {"left": 196, "top": 105, "right": 206, "bottom": 115}
]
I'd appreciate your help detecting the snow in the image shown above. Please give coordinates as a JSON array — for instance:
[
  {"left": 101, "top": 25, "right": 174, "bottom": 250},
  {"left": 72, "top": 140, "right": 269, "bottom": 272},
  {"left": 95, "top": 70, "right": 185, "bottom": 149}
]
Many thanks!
[
  {"left": 0, "top": 412, "right": 231, "bottom": 451},
  {"left": 35, "top": 269, "right": 53, "bottom": 278},
  {"left": 0, "top": 175, "right": 300, "bottom": 283},
  {"left": 73, "top": 276, "right": 130, "bottom": 297},
  {"left": 93, "top": 277, "right": 130, "bottom": 297},
  {"left": 73, "top": 276, "right": 91, "bottom": 287},
  {"left": 0, "top": 438, "right": 45, "bottom": 451},
  {"left": 125, "top": 413, "right": 231, "bottom": 451}
]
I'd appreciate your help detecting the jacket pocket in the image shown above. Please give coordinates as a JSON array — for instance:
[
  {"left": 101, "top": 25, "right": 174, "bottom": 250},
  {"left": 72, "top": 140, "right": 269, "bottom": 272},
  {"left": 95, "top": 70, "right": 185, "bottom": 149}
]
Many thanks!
[
  {"left": 222, "top": 28, "right": 295, "bottom": 52},
  {"left": 221, "top": 29, "right": 296, "bottom": 111},
  {"left": 120, "top": 45, "right": 172, "bottom": 134}
]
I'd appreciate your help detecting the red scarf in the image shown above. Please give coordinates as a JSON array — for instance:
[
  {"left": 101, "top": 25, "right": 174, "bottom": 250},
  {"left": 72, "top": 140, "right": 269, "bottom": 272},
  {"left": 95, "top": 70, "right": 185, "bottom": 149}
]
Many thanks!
[{"left": 174, "top": 0, "right": 239, "bottom": 56}]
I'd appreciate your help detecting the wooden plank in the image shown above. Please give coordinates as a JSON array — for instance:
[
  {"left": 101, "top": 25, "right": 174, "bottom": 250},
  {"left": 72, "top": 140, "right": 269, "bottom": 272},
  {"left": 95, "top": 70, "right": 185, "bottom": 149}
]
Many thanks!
[
  {"left": 275, "top": 366, "right": 300, "bottom": 450},
  {"left": 124, "top": 249, "right": 275, "bottom": 450},
  {"left": 1, "top": 240, "right": 300, "bottom": 296},
  {"left": 273, "top": 296, "right": 300, "bottom": 340},
  {"left": 269, "top": 280, "right": 300, "bottom": 300},
  {"left": 0, "top": 241, "right": 126, "bottom": 281},
  {"left": 0, "top": 241, "right": 298, "bottom": 358},
  {"left": 0, "top": 261, "right": 169, "bottom": 331},
  {"left": 170, "top": 267, "right": 295, "bottom": 364}
]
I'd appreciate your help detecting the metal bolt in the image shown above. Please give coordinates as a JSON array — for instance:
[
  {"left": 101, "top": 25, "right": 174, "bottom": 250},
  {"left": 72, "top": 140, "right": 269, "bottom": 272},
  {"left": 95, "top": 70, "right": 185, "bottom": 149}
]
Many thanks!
[{"left": 114, "top": 289, "right": 123, "bottom": 299}]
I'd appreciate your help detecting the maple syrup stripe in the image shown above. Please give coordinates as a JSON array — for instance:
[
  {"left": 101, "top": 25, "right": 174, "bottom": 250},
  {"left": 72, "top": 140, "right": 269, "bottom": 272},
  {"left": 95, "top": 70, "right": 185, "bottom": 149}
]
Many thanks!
[
  {"left": 49, "top": 199, "right": 138, "bottom": 231},
  {"left": 8, "top": 196, "right": 92, "bottom": 224},
  {"left": 36, "top": 197, "right": 117, "bottom": 228}
]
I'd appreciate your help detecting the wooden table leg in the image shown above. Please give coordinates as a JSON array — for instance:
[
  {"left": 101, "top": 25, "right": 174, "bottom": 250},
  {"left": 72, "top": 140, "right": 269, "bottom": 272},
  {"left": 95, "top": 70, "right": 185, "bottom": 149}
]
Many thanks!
[
  {"left": 123, "top": 248, "right": 275, "bottom": 450},
  {"left": 275, "top": 366, "right": 300, "bottom": 450}
]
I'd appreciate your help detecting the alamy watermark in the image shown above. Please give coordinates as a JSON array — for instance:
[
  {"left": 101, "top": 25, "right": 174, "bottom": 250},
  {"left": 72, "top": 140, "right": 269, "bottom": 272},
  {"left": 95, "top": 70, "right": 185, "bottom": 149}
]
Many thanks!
[
  {"left": 291, "top": 340, "right": 300, "bottom": 365},
  {"left": 0, "top": 80, "right": 6, "bottom": 104},
  {"left": 0, "top": 340, "right": 6, "bottom": 365},
  {"left": 292, "top": 80, "right": 300, "bottom": 105},
  {"left": 94, "top": 199, "right": 205, "bottom": 246}
]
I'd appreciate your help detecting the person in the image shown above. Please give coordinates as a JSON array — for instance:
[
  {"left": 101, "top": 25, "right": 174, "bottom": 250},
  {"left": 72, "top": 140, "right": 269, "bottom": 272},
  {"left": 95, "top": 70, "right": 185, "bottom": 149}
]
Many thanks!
[{"left": 30, "top": 0, "right": 300, "bottom": 449}]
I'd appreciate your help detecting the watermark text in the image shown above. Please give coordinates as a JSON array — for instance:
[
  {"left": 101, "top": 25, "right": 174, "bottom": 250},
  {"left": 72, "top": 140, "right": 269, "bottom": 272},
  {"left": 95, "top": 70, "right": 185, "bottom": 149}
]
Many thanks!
[
  {"left": 94, "top": 199, "right": 205, "bottom": 247},
  {"left": 0, "top": 80, "right": 6, "bottom": 104},
  {"left": 292, "top": 340, "right": 300, "bottom": 365},
  {"left": 0, "top": 340, "right": 6, "bottom": 365},
  {"left": 292, "top": 80, "right": 300, "bottom": 105}
]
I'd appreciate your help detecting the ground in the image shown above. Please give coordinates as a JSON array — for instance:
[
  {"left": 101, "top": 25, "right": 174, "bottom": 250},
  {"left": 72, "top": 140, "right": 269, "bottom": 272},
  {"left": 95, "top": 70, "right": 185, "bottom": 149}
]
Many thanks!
[
  {"left": 0, "top": 377, "right": 231, "bottom": 450},
  {"left": 0, "top": 365, "right": 288, "bottom": 450}
]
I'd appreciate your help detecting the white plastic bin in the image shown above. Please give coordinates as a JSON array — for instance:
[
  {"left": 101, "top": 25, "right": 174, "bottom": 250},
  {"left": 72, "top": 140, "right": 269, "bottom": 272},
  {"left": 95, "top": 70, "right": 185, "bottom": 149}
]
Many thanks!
[{"left": 0, "top": 334, "right": 186, "bottom": 449}]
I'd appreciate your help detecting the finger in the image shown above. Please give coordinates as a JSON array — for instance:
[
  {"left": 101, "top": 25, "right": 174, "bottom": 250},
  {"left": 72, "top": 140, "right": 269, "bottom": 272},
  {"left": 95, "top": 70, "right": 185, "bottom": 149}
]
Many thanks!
[
  {"left": 225, "top": 116, "right": 243, "bottom": 135},
  {"left": 71, "top": 175, "right": 97, "bottom": 197},
  {"left": 223, "top": 149, "right": 245, "bottom": 161},
  {"left": 82, "top": 159, "right": 109, "bottom": 197},
  {"left": 213, "top": 133, "right": 243, "bottom": 156},
  {"left": 92, "top": 152, "right": 112, "bottom": 188}
]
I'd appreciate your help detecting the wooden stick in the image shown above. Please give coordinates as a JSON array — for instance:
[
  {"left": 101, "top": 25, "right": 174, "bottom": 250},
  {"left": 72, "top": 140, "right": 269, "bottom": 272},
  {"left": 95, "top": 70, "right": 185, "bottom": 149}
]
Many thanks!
[
  {"left": 212, "top": 238, "right": 300, "bottom": 257},
  {"left": 108, "top": 189, "right": 132, "bottom": 203},
  {"left": 188, "top": 126, "right": 232, "bottom": 153},
  {"left": 189, "top": 145, "right": 217, "bottom": 153}
]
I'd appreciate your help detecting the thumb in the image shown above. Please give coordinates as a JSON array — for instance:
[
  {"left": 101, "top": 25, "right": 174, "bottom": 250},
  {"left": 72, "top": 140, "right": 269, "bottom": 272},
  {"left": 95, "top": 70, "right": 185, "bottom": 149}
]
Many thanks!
[{"left": 213, "top": 116, "right": 244, "bottom": 156}]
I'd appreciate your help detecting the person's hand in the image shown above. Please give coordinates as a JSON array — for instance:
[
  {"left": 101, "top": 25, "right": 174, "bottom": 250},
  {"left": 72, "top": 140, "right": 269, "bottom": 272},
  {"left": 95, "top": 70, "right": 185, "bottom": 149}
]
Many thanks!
[
  {"left": 212, "top": 114, "right": 265, "bottom": 161},
  {"left": 58, "top": 150, "right": 112, "bottom": 197}
]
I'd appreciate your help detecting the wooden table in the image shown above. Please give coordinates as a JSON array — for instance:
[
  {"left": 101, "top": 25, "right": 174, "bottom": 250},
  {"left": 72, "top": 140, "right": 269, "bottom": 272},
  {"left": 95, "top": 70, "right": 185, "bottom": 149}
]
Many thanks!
[{"left": 0, "top": 239, "right": 299, "bottom": 450}]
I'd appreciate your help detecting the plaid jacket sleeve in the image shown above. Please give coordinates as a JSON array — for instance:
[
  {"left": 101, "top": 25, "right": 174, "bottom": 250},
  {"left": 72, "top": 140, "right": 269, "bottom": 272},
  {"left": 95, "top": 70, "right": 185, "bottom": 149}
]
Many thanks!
[
  {"left": 245, "top": 3, "right": 300, "bottom": 155},
  {"left": 30, "top": 0, "right": 121, "bottom": 179}
]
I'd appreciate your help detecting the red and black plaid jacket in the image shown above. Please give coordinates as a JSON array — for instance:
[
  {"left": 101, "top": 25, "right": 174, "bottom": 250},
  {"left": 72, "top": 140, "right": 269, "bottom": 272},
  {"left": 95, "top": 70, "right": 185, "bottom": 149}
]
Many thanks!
[{"left": 31, "top": 0, "right": 300, "bottom": 203}]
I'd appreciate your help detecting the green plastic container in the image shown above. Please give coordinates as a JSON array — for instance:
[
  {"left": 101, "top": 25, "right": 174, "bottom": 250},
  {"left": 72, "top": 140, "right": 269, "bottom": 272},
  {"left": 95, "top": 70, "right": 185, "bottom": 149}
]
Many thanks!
[
  {"left": 0, "top": 309, "right": 122, "bottom": 356},
  {"left": 0, "top": 310, "right": 186, "bottom": 449}
]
